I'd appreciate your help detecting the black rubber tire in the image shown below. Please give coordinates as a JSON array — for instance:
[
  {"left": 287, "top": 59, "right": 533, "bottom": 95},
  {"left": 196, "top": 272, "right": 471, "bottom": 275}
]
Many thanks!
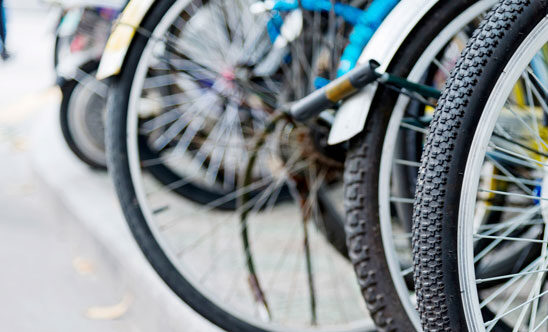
[
  {"left": 106, "top": 0, "right": 351, "bottom": 330},
  {"left": 107, "top": 1, "right": 264, "bottom": 330},
  {"left": 59, "top": 61, "right": 107, "bottom": 170},
  {"left": 107, "top": 1, "right": 266, "bottom": 330},
  {"left": 344, "top": 1, "right": 486, "bottom": 331},
  {"left": 54, "top": 32, "right": 61, "bottom": 69},
  {"left": 53, "top": 11, "right": 66, "bottom": 69},
  {"left": 412, "top": 1, "right": 548, "bottom": 331}
]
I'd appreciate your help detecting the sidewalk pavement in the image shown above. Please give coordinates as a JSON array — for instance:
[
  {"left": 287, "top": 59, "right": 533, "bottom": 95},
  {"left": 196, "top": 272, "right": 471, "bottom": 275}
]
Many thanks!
[
  {"left": 0, "top": 7, "right": 220, "bottom": 331},
  {"left": 29, "top": 95, "right": 222, "bottom": 332}
]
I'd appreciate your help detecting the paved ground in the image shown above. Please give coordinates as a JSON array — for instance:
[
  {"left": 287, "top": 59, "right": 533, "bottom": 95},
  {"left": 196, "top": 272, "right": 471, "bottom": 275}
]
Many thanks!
[
  {"left": 0, "top": 9, "right": 139, "bottom": 331},
  {"left": 0, "top": 122, "right": 140, "bottom": 332},
  {"left": 0, "top": 6, "right": 219, "bottom": 332}
]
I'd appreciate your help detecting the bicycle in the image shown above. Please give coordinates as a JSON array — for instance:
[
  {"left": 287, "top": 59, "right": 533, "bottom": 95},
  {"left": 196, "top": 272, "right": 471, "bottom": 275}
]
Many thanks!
[
  {"left": 99, "top": 0, "right": 497, "bottom": 330},
  {"left": 414, "top": 0, "right": 548, "bottom": 330},
  {"left": 48, "top": 0, "right": 125, "bottom": 169}
]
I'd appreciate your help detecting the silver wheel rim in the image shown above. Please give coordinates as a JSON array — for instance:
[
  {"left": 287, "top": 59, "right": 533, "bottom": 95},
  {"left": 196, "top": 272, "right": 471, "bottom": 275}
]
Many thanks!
[
  {"left": 67, "top": 71, "right": 107, "bottom": 167},
  {"left": 125, "top": 0, "right": 371, "bottom": 330},
  {"left": 458, "top": 16, "right": 548, "bottom": 332}
]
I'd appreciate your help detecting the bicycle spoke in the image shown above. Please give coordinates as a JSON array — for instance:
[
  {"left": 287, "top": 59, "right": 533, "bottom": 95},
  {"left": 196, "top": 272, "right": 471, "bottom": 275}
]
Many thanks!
[
  {"left": 473, "top": 207, "right": 540, "bottom": 263},
  {"left": 484, "top": 289, "right": 548, "bottom": 329},
  {"left": 400, "top": 121, "right": 428, "bottom": 135},
  {"left": 390, "top": 196, "right": 415, "bottom": 204},
  {"left": 479, "top": 259, "right": 542, "bottom": 305}
]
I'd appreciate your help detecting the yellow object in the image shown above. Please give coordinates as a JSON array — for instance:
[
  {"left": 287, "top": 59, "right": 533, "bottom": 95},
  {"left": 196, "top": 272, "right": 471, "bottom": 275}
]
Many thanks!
[
  {"left": 511, "top": 81, "right": 526, "bottom": 106},
  {"left": 326, "top": 79, "right": 356, "bottom": 102},
  {"left": 96, "top": 0, "right": 156, "bottom": 80}
]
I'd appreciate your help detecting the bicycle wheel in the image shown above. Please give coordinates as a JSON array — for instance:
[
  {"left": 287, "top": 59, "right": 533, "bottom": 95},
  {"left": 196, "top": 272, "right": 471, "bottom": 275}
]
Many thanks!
[
  {"left": 60, "top": 63, "right": 108, "bottom": 169},
  {"left": 343, "top": 0, "right": 495, "bottom": 330},
  {"left": 107, "top": 0, "right": 371, "bottom": 330},
  {"left": 414, "top": 0, "right": 548, "bottom": 330}
]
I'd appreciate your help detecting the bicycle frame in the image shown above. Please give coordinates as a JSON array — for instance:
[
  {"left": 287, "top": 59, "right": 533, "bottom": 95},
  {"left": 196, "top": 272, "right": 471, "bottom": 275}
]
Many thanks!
[
  {"left": 263, "top": 0, "right": 398, "bottom": 77},
  {"left": 97, "top": 0, "right": 408, "bottom": 81},
  {"left": 95, "top": 0, "right": 446, "bottom": 141},
  {"left": 288, "top": 59, "right": 441, "bottom": 122}
]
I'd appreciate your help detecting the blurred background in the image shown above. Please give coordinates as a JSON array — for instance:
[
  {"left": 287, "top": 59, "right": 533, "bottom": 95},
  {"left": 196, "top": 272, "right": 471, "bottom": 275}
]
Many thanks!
[{"left": 0, "top": 1, "right": 218, "bottom": 330}]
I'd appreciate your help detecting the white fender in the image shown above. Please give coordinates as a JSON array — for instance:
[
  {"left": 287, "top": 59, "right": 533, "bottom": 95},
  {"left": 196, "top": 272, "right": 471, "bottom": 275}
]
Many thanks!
[
  {"left": 47, "top": 0, "right": 126, "bottom": 9},
  {"left": 328, "top": 0, "right": 438, "bottom": 145},
  {"left": 96, "top": 0, "right": 155, "bottom": 80}
]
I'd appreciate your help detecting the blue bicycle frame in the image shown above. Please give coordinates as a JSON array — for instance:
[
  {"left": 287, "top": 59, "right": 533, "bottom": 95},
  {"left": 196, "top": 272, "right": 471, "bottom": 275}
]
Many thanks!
[{"left": 266, "top": 0, "right": 399, "bottom": 83}]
